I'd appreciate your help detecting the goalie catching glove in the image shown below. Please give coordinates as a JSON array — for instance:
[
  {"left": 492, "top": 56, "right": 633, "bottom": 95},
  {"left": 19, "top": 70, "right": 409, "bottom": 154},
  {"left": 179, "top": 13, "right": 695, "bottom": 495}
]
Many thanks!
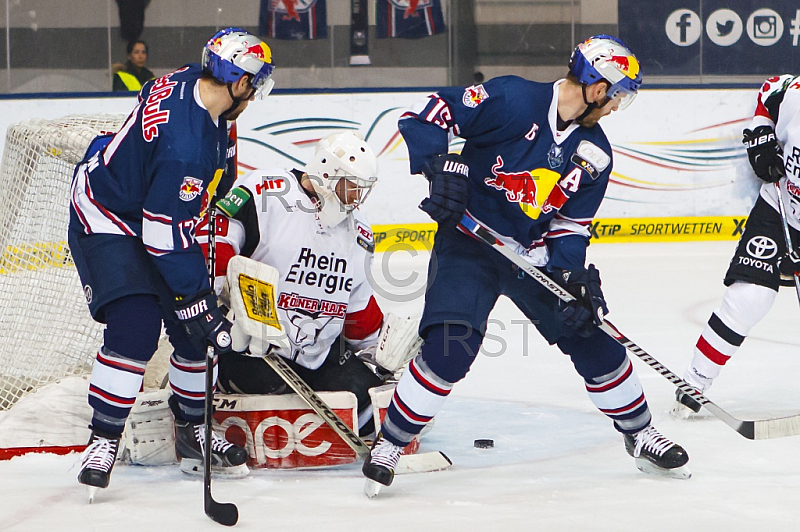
[{"left": 358, "top": 313, "right": 423, "bottom": 375}]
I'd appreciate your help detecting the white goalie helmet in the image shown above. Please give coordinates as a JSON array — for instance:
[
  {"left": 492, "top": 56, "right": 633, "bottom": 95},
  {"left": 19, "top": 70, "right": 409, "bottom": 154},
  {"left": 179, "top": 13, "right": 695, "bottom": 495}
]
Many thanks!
[{"left": 304, "top": 132, "right": 378, "bottom": 228}]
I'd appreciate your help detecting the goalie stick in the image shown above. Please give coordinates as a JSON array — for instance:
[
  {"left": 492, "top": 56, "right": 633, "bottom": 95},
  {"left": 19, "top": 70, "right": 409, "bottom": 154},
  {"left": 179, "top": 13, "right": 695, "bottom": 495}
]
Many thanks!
[
  {"left": 458, "top": 213, "right": 800, "bottom": 440},
  {"left": 204, "top": 204, "right": 238, "bottom": 527},
  {"left": 775, "top": 180, "right": 800, "bottom": 304},
  {"left": 262, "top": 352, "right": 452, "bottom": 473}
]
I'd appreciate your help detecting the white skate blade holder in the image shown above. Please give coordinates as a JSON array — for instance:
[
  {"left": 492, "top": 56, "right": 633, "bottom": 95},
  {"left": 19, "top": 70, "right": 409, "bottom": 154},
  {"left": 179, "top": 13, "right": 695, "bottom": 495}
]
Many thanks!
[
  {"left": 634, "top": 458, "right": 692, "bottom": 480},
  {"left": 669, "top": 401, "right": 695, "bottom": 420},
  {"left": 364, "top": 451, "right": 452, "bottom": 498},
  {"left": 364, "top": 479, "right": 383, "bottom": 499},
  {"left": 179, "top": 459, "right": 250, "bottom": 480},
  {"left": 86, "top": 486, "right": 99, "bottom": 504}
]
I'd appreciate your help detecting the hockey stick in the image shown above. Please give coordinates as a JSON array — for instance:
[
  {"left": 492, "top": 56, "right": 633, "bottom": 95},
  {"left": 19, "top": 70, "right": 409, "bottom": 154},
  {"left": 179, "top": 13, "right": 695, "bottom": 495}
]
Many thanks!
[
  {"left": 774, "top": 180, "right": 800, "bottom": 303},
  {"left": 458, "top": 213, "right": 800, "bottom": 440},
  {"left": 204, "top": 204, "right": 238, "bottom": 526},
  {"left": 262, "top": 352, "right": 452, "bottom": 473}
]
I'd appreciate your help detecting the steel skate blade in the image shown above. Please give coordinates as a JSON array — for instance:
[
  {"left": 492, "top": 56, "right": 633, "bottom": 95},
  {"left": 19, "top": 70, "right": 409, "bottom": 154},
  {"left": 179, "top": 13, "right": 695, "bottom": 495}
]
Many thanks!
[
  {"left": 364, "top": 479, "right": 383, "bottom": 499},
  {"left": 87, "top": 486, "right": 99, "bottom": 504},
  {"left": 634, "top": 458, "right": 692, "bottom": 480}
]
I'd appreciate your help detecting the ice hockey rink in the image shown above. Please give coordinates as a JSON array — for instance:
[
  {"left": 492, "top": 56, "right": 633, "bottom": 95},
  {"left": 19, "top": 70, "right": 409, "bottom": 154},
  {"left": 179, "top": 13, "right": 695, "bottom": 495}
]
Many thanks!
[{"left": 1, "top": 239, "right": 799, "bottom": 532}]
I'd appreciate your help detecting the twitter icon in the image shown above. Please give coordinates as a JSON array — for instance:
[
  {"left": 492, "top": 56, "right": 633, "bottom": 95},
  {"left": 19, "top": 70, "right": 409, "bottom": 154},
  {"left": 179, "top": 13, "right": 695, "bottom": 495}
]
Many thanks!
[{"left": 707, "top": 9, "right": 743, "bottom": 46}]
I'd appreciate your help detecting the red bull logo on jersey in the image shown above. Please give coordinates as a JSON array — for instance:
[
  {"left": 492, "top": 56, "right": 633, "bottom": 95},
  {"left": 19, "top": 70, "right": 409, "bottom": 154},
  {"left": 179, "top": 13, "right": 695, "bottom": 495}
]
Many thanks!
[
  {"left": 484, "top": 156, "right": 561, "bottom": 220},
  {"left": 179, "top": 176, "right": 204, "bottom": 202},
  {"left": 462, "top": 84, "right": 489, "bottom": 108}
]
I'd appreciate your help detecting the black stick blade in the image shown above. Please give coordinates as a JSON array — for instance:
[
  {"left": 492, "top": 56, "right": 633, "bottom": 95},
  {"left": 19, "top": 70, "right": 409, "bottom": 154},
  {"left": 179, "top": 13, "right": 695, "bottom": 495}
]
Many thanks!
[{"left": 206, "top": 497, "right": 238, "bottom": 527}]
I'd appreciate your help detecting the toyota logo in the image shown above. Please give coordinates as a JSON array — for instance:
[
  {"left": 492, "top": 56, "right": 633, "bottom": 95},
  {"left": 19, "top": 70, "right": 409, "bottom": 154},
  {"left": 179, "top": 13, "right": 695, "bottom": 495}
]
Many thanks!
[{"left": 746, "top": 236, "right": 777, "bottom": 259}]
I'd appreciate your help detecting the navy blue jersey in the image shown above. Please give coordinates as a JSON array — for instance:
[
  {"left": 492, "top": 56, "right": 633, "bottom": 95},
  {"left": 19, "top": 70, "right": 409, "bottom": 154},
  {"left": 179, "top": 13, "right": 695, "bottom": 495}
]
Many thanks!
[
  {"left": 398, "top": 76, "right": 614, "bottom": 271},
  {"left": 70, "top": 64, "right": 228, "bottom": 297}
]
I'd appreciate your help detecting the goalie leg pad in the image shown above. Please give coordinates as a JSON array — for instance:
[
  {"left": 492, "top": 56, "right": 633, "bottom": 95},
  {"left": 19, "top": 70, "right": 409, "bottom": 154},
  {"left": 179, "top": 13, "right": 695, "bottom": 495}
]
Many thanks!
[{"left": 118, "top": 389, "right": 177, "bottom": 466}]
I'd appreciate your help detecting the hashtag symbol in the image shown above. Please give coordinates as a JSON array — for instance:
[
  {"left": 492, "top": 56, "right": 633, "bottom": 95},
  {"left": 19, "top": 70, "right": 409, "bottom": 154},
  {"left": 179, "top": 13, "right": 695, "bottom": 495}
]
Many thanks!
[{"left": 791, "top": 9, "right": 800, "bottom": 46}]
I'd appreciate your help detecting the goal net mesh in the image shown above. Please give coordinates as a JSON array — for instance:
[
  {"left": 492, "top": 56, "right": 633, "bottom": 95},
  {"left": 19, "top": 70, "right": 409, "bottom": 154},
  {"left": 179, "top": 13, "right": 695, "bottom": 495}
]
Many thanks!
[{"left": 0, "top": 115, "right": 127, "bottom": 411}]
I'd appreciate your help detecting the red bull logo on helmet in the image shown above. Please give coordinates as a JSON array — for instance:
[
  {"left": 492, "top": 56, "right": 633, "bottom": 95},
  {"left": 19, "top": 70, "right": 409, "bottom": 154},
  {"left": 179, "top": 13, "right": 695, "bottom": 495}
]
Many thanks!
[
  {"left": 462, "top": 84, "right": 489, "bottom": 108},
  {"left": 246, "top": 41, "right": 272, "bottom": 63},
  {"left": 607, "top": 53, "right": 639, "bottom": 80},
  {"left": 179, "top": 176, "right": 204, "bottom": 202},
  {"left": 484, "top": 156, "right": 561, "bottom": 220}
]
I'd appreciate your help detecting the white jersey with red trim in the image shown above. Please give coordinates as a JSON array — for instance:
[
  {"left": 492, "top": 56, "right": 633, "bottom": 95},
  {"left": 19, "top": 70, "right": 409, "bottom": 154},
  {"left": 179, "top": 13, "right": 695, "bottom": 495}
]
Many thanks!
[
  {"left": 751, "top": 74, "right": 800, "bottom": 231},
  {"left": 202, "top": 167, "right": 382, "bottom": 370}
]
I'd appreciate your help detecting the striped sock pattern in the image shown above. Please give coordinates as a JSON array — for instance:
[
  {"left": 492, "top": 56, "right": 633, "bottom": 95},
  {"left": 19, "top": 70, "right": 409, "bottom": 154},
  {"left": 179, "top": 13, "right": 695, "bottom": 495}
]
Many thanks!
[
  {"left": 169, "top": 351, "right": 215, "bottom": 421},
  {"left": 382, "top": 355, "right": 454, "bottom": 446},
  {"left": 687, "top": 281, "right": 776, "bottom": 390},
  {"left": 585, "top": 358, "right": 651, "bottom": 433},
  {"left": 88, "top": 346, "right": 147, "bottom": 434}
]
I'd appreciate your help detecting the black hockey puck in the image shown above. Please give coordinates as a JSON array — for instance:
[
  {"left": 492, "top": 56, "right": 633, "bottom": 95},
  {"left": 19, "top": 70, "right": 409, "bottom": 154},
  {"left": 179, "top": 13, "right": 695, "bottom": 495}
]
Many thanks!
[{"left": 473, "top": 438, "right": 494, "bottom": 449}]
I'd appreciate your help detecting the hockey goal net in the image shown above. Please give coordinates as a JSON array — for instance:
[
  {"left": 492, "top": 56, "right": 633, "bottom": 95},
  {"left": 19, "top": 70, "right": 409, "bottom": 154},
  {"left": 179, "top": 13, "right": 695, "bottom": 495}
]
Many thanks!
[{"left": 0, "top": 115, "right": 138, "bottom": 429}]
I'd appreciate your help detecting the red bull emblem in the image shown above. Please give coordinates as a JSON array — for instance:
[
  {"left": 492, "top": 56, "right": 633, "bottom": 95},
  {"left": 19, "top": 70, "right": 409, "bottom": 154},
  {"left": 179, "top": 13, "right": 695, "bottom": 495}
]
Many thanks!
[
  {"left": 246, "top": 41, "right": 271, "bottom": 62},
  {"left": 179, "top": 176, "right": 204, "bottom": 202},
  {"left": 607, "top": 54, "right": 639, "bottom": 79},
  {"left": 462, "top": 84, "right": 489, "bottom": 108},
  {"left": 484, "top": 156, "right": 562, "bottom": 220}
]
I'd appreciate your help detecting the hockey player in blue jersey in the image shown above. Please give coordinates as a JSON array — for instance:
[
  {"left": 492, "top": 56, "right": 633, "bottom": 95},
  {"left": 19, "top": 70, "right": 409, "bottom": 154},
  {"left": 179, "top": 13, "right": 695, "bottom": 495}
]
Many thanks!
[
  {"left": 70, "top": 28, "right": 275, "bottom": 496},
  {"left": 363, "top": 35, "right": 691, "bottom": 496}
]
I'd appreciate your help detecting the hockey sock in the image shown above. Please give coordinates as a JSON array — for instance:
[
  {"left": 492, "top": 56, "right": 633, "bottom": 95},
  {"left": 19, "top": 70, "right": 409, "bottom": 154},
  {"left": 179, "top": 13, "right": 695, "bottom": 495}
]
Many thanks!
[
  {"left": 585, "top": 358, "right": 651, "bottom": 433},
  {"left": 687, "top": 282, "right": 776, "bottom": 391},
  {"left": 169, "top": 351, "right": 215, "bottom": 422},
  {"left": 89, "top": 295, "right": 162, "bottom": 435},
  {"left": 380, "top": 325, "right": 480, "bottom": 446},
  {"left": 88, "top": 346, "right": 148, "bottom": 435}
]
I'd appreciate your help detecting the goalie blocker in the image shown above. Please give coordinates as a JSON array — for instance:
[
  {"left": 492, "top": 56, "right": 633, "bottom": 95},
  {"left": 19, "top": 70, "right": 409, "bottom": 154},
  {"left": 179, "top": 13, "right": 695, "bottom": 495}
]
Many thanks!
[{"left": 120, "top": 385, "right": 420, "bottom": 469}]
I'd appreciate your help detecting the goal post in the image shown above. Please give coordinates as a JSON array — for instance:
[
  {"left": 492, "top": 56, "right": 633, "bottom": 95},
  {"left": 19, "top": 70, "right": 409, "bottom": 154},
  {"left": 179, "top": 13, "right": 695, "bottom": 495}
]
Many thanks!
[{"left": 0, "top": 115, "right": 126, "bottom": 412}]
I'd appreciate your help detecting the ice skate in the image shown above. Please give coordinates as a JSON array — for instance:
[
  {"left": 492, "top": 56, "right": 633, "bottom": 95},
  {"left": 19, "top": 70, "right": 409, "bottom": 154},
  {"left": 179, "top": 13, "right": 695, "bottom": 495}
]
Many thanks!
[
  {"left": 670, "top": 388, "right": 702, "bottom": 420},
  {"left": 624, "top": 425, "right": 691, "bottom": 480},
  {"left": 77, "top": 428, "right": 121, "bottom": 502},
  {"left": 362, "top": 434, "right": 403, "bottom": 498},
  {"left": 174, "top": 417, "right": 250, "bottom": 479}
]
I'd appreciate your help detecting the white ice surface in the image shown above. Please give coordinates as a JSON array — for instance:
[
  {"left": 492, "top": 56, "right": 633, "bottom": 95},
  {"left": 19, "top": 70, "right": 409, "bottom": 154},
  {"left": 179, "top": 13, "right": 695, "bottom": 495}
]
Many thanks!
[{"left": 2, "top": 241, "right": 800, "bottom": 531}]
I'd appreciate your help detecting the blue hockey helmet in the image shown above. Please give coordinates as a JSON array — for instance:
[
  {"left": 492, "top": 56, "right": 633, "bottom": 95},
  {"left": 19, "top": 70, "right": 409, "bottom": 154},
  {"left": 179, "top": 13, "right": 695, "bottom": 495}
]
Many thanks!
[
  {"left": 202, "top": 28, "right": 275, "bottom": 99},
  {"left": 569, "top": 35, "right": 641, "bottom": 110}
]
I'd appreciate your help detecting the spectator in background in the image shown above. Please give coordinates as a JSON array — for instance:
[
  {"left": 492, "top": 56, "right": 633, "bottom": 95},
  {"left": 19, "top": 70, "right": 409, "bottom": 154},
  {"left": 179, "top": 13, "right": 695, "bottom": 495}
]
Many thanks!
[{"left": 113, "top": 40, "right": 155, "bottom": 92}]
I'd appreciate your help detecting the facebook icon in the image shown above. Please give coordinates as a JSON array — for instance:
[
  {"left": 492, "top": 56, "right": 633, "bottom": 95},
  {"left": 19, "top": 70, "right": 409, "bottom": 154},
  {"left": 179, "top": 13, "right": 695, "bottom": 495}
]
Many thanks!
[
  {"left": 666, "top": 9, "right": 701, "bottom": 46},
  {"left": 677, "top": 12, "right": 692, "bottom": 42}
]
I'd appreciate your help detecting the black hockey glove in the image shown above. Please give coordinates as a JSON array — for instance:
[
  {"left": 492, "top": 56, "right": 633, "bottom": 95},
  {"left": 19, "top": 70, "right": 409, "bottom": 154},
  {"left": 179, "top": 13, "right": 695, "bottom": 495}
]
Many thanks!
[
  {"left": 175, "top": 290, "right": 233, "bottom": 355},
  {"left": 779, "top": 249, "right": 800, "bottom": 278},
  {"left": 419, "top": 153, "right": 470, "bottom": 229},
  {"left": 743, "top": 126, "right": 785, "bottom": 183},
  {"left": 556, "top": 264, "right": 608, "bottom": 338}
]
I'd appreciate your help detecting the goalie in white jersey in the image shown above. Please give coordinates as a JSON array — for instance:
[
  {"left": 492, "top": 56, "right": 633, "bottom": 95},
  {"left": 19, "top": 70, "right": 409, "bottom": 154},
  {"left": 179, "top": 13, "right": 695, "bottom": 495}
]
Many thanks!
[
  {"left": 201, "top": 132, "right": 420, "bottom": 437},
  {"left": 673, "top": 74, "right": 800, "bottom": 417}
]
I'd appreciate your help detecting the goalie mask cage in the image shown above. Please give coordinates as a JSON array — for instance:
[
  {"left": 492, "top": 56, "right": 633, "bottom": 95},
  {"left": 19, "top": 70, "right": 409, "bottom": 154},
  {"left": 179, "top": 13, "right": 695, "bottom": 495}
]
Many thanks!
[{"left": 0, "top": 115, "right": 126, "bottom": 414}]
